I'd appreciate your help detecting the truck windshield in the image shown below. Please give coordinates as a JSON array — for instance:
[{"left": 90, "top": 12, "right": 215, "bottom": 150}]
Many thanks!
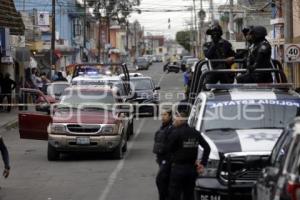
[
  {"left": 59, "top": 90, "right": 115, "bottom": 110},
  {"left": 203, "top": 99, "right": 300, "bottom": 131},
  {"left": 131, "top": 79, "right": 153, "bottom": 90}
]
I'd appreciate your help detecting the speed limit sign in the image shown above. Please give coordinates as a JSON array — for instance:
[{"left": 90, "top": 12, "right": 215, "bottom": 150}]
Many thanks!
[{"left": 284, "top": 44, "right": 300, "bottom": 63}]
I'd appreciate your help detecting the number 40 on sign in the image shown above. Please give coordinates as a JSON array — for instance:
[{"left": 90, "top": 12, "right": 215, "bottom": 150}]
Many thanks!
[{"left": 284, "top": 44, "right": 300, "bottom": 63}]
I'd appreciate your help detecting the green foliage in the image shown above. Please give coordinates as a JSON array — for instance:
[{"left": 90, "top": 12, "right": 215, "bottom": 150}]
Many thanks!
[{"left": 176, "top": 30, "right": 195, "bottom": 51}]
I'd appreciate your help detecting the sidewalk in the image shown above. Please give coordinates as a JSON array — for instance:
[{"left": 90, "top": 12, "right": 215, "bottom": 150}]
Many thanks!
[{"left": 0, "top": 108, "right": 18, "bottom": 130}]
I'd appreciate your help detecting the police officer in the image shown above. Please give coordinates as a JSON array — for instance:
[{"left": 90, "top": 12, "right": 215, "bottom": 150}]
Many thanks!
[
  {"left": 203, "top": 23, "right": 235, "bottom": 83},
  {"left": 167, "top": 111, "right": 210, "bottom": 200},
  {"left": 237, "top": 26, "right": 273, "bottom": 83},
  {"left": 153, "top": 109, "right": 173, "bottom": 200}
]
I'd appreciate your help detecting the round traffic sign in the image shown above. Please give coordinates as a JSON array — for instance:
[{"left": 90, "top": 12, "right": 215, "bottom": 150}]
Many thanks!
[{"left": 286, "top": 45, "right": 300, "bottom": 62}]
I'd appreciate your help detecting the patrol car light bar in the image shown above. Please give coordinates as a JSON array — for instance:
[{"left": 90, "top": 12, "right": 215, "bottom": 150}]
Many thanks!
[{"left": 206, "top": 83, "right": 293, "bottom": 90}]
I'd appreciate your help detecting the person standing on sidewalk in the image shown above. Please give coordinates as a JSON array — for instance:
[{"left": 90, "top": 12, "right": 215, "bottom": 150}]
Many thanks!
[
  {"left": 153, "top": 109, "right": 173, "bottom": 200},
  {"left": 167, "top": 111, "right": 210, "bottom": 200},
  {"left": 0, "top": 137, "right": 10, "bottom": 179},
  {"left": 0, "top": 73, "right": 16, "bottom": 112}
]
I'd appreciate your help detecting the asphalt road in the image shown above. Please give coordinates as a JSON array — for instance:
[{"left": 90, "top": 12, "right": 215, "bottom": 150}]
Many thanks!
[{"left": 0, "top": 62, "right": 185, "bottom": 200}]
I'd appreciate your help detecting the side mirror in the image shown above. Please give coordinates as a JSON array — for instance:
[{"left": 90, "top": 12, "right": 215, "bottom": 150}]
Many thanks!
[
  {"left": 154, "top": 86, "right": 161, "bottom": 91},
  {"left": 263, "top": 167, "right": 279, "bottom": 182}
]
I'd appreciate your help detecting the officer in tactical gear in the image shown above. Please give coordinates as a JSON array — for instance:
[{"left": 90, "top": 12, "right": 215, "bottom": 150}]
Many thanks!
[
  {"left": 237, "top": 26, "right": 273, "bottom": 83},
  {"left": 153, "top": 109, "right": 173, "bottom": 200},
  {"left": 167, "top": 111, "right": 211, "bottom": 200},
  {"left": 203, "top": 23, "right": 235, "bottom": 83}
]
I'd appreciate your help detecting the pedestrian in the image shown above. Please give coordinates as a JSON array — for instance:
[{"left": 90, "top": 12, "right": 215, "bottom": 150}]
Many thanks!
[
  {"left": 0, "top": 137, "right": 10, "bottom": 181},
  {"left": 40, "top": 72, "right": 50, "bottom": 94},
  {"left": 237, "top": 26, "right": 273, "bottom": 83},
  {"left": 153, "top": 109, "right": 173, "bottom": 200},
  {"left": 167, "top": 111, "right": 211, "bottom": 200},
  {"left": 54, "top": 72, "right": 68, "bottom": 82},
  {"left": 0, "top": 73, "right": 3, "bottom": 102},
  {"left": 203, "top": 22, "right": 236, "bottom": 83},
  {"left": 31, "top": 68, "right": 43, "bottom": 90},
  {"left": 0, "top": 73, "right": 16, "bottom": 112}
]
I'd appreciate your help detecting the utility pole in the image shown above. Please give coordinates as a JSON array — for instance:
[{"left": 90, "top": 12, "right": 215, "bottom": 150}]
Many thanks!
[
  {"left": 190, "top": 7, "right": 194, "bottom": 56},
  {"left": 193, "top": 0, "right": 198, "bottom": 57},
  {"left": 83, "top": 0, "right": 87, "bottom": 62},
  {"left": 229, "top": 0, "right": 234, "bottom": 41},
  {"left": 209, "top": 0, "right": 214, "bottom": 21},
  {"left": 284, "top": 0, "right": 294, "bottom": 83},
  {"left": 51, "top": 0, "right": 56, "bottom": 69}
]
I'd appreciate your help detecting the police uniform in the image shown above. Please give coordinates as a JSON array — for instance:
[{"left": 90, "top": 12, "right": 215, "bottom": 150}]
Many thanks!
[
  {"left": 203, "top": 39, "right": 235, "bottom": 84},
  {"left": 237, "top": 26, "right": 273, "bottom": 83},
  {"left": 153, "top": 121, "right": 173, "bottom": 200},
  {"left": 167, "top": 123, "right": 210, "bottom": 200},
  {"left": 0, "top": 137, "right": 10, "bottom": 171}
]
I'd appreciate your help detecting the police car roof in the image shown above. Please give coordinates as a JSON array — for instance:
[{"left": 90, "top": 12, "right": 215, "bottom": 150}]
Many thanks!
[
  {"left": 65, "top": 85, "right": 116, "bottom": 92},
  {"left": 72, "top": 74, "right": 121, "bottom": 82}
]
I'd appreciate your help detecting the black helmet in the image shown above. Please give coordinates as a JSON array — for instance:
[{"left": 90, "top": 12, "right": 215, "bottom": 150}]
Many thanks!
[
  {"left": 206, "top": 24, "right": 223, "bottom": 36},
  {"left": 242, "top": 26, "right": 254, "bottom": 36},
  {"left": 249, "top": 26, "right": 267, "bottom": 41}
]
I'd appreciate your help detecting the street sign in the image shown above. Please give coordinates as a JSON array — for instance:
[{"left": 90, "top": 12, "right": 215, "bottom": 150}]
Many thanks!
[{"left": 284, "top": 44, "right": 300, "bottom": 63}]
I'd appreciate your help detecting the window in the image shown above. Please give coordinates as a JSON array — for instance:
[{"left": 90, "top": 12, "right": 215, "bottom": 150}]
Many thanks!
[
  {"left": 270, "top": 130, "right": 292, "bottom": 168},
  {"left": 73, "top": 18, "right": 81, "bottom": 37},
  {"left": 286, "top": 136, "right": 300, "bottom": 174}
]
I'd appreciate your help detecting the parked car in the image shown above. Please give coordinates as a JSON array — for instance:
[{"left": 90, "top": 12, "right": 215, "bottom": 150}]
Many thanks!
[
  {"left": 164, "top": 62, "right": 180, "bottom": 73},
  {"left": 143, "top": 55, "right": 153, "bottom": 66},
  {"left": 129, "top": 76, "right": 160, "bottom": 116},
  {"left": 135, "top": 57, "right": 149, "bottom": 70},
  {"left": 153, "top": 55, "right": 163, "bottom": 62},
  {"left": 180, "top": 56, "right": 193, "bottom": 71},
  {"left": 186, "top": 58, "right": 199, "bottom": 69},
  {"left": 252, "top": 118, "right": 300, "bottom": 200},
  {"left": 19, "top": 85, "right": 133, "bottom": 161}
]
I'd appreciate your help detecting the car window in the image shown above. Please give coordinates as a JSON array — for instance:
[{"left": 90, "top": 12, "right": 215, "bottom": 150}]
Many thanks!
[
  {"left": 131, "top": 79, "right": 153, "bottom": 90},
  {"left": 270, "top": 129, "right": 293, "bottom": 167},
  {"left": 60, "top": 90, "right": 115, "bottom": 110},
  {"left": 203, "top": 99, "right": 300, "bottom": 131}
]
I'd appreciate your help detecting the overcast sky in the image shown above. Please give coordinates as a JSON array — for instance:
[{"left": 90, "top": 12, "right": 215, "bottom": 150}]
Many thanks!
[{"left": 129, "top": 0, "right": 228, "bottom": 39}]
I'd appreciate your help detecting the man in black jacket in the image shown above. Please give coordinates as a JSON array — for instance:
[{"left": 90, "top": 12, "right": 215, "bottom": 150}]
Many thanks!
[
  {"left": 203, "top": 23, "right": 235, "bottom": 84},
  {"left": 153, "top": 109, "right": 173, "bottom": 200},
  {"left": 0, "top": 137, "right": 10, "bottom": 179},
  {"left": 237, "top": 26, "right": 273, "bottom": 83},
  {"left": 167, "top": 111, "right": 210, "bottom": 200}
]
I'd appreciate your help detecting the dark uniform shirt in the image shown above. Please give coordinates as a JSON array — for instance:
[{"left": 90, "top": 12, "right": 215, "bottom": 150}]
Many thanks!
[
  {"left": 0, "top": 137, "right": 10, "bottom": 170},
  {"left": 153, "top": 121, "right": 173, "bottom": 164},
  {"left": 238, "top": 39, "right": 273, "bottom": 83},
  {"left": 168, "top": 123, "right": 210, "bottom": 166},
  {"left": 203, "top": 39, "right": 235, "bottom": 69},
  {"left": 1, "top": 78, "right": 16, "bottom": 94}
]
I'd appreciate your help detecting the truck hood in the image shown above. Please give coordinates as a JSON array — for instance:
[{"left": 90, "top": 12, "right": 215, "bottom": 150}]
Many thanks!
[
  {"left": 201, "top": 129, "right": 283, "bottom": 159},
  {"left": 52, "top": 110, "right": 117, "bottom": 124}
]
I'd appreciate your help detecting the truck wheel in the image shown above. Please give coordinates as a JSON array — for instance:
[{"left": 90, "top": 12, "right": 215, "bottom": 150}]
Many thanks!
[
  {"left": 113, "top": 143, "right": 124, "bottom": 160},
  {"left": 47, "top": 144, "right": 60, "bottom": 161}
]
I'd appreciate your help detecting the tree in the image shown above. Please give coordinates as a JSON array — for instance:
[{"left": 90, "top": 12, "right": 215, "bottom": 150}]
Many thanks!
[
  {"left": 176, "top": 30, "right": 195, "bottom": 52},
  {"left": 90, "top": 0, "right": 141, "bottom": 25}
]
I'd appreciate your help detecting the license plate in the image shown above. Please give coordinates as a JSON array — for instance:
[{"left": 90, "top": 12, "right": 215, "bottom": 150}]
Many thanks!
[
  {"left": 76, "top": 137, "right": 90, "bottom": 145},
  {"left": 199, "top": 195, "right": 221, "bottom": 200}
]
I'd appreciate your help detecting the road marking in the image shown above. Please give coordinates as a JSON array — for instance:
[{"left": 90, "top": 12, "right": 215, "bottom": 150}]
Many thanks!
[
  {"left": 98, "top": 119, "right": 146, "bottom": 200},
  {"left": 158, "top": 72, "right": 167, "bottom": 86}
]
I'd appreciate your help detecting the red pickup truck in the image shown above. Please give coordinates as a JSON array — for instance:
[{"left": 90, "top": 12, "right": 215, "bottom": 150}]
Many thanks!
[{"left": 19, "top": 85, "right": 133, "bottom": 160}]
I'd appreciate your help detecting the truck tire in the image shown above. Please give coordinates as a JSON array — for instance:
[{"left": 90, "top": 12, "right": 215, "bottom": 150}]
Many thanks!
[
  {"left": 113, "top": 143, "right": 124, "bottom": 160},
  {"left": 47, "top": 143, "right": 60, "bottom": 161}
]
